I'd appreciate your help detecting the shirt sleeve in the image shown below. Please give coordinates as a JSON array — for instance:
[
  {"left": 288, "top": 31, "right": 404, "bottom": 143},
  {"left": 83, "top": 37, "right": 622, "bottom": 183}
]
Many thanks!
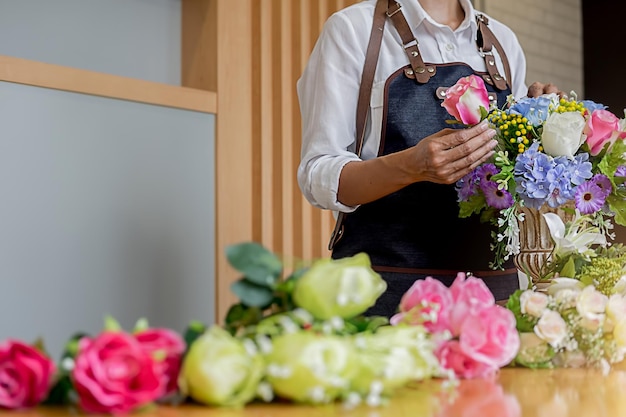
[
  {"left": 488, "top": 19, "right": 528, "bottom": 99},
  {"left": 296, "top": 11, "right": 369, "bottom": 213}
]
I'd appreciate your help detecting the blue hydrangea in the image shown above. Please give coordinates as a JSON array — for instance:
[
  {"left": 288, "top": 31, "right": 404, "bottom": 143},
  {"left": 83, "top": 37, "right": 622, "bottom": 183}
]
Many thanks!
[
  {"left": 581, "top": 100, "right": 607, "bottom": 113},
  {"left": 509, "top": 96, "right": 553, "bottom": 126}
]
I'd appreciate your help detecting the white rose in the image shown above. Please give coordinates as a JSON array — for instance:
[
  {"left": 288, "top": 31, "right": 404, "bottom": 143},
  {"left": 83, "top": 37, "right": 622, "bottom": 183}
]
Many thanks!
[
  {"left": 553, "top": 289, "right": 580, "bottom": 310},
  {"left": 576, "top": 286, "right": 608, "bottom": 321},
  {"left": 547, "top": 277, "right": 584, "bottom": 295},
  {"left": 541, "top": 111, "right": 586, "bottom": 158},
  {"left": 520, "top": 290, "right": 549, "bottom": 318},
  {"left": 605, "top": 295, "right": 626, "bottom": 332},
  {"left": 535, "top": 310, "right": 568, "bottom": 348}
]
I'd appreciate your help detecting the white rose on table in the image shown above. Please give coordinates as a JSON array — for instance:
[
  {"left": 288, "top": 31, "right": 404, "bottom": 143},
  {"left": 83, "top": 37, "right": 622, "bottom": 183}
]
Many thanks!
[
  {"left": 540, "top": 111, "right": 586, "bottom": 158},
  {"left": 520, "top": 290, "right": 549, "bottom": 318},
  {"left": 534, "top": 310, "right": 568, "bottom": 348},
  {"left": 605, "top": 294, "right": 626, "bottom": 333},
  {"left": 576, "top": 286, "right": 608, "bottom": 321}
]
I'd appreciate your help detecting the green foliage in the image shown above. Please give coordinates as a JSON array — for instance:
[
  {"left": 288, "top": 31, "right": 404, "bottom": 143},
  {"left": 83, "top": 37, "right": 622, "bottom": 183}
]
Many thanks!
[
  {"left": 226, "top": 242, "right": 283, "bottom": 287},
  {"left": 505, "top": 290, "right": 536, "bottom": 333},
  {"left": 43, "top": 332, "right": 88, "bottom": 405},
  {"left": 458, "top": 194, "right": 486, "bottom": 218}
]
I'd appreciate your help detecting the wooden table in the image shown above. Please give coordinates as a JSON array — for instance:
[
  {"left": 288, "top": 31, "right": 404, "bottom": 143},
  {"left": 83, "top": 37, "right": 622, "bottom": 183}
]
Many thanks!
[{"left": 2, "top": 366, "right": 625, "bottom": 417}]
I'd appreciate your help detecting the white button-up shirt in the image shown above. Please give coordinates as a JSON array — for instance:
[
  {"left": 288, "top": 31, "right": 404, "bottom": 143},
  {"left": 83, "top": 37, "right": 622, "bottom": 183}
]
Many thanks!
[{"left": 297, "top": 0, "right": 528, "bottom": 213}]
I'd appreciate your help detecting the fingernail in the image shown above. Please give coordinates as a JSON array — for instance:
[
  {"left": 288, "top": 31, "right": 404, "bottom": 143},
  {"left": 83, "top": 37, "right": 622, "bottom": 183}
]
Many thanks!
[
  {"left": 487, "top": 129, "right": 497, "bottom": 138},
  {"left": 490, "top": 139, "right": 498, "bottom": 148}
]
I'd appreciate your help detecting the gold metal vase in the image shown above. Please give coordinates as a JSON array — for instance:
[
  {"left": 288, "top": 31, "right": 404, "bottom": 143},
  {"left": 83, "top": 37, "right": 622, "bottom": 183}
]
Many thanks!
[{"left": 514, "top": 205, "right": 573, "bottom": 285}]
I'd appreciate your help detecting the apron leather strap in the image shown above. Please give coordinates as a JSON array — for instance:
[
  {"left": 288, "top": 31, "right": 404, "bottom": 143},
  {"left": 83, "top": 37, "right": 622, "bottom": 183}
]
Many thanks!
[
  {"left": 476, "top": 13, "right": 512, "bottom": 91},
  {"left": 386, "top": 0, "right": 435, "bottom": 84},
  {"left": 328, "top": 0, "right": 387, "bottom": 250}
]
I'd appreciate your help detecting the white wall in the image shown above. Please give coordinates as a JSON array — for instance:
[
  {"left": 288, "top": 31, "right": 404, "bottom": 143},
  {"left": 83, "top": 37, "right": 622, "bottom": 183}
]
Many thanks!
[
  {"left": 0, "top": 0, "right": 181, "bottom": 85},
  {"left": 0, "top": 1, "right": 217, "bottom": 359}
]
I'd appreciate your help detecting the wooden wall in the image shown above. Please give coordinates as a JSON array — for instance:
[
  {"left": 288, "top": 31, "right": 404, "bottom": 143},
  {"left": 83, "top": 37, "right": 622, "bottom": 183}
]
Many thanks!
[{"left": 182, "top": 0, "right": 359, "bottom": 322}]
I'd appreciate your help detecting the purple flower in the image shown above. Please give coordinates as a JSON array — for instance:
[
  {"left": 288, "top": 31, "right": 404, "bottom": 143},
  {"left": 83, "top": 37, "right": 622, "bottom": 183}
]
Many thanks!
[
  {"left": 481, "top": 181, "right": 514, "bottom": 209},
  {"left": 476, "top": 164, "right": 499, "bottom": 184},
  {"left": 591, "top": 174, "right": 612, "bottom": 198},
  {"left": 456, "top": 170, "right": 479, "bottom": 201},
  {"left": 575, "top": 181, "right": 606, "bottom": 214},
  {"left": 616, "top": 165, "right": 626, "bottom": 177}
]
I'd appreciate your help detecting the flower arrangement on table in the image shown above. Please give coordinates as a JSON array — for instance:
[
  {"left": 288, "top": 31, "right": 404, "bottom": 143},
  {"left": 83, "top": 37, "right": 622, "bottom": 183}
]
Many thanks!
[
  {"left": 1, "top": 244, "right": 453, "bottom": 413},
  {"left": 442, "top": 74, "right": 626, "bottom": 372},
  {"left": 442, "top": 74, "right": 626, "bottom": 272}
]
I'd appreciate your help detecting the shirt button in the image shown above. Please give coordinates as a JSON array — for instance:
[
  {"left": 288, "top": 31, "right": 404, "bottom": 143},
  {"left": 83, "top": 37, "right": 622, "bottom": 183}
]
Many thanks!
[{"left": 445, "top": 43, "right": 454, "bottom": 51}]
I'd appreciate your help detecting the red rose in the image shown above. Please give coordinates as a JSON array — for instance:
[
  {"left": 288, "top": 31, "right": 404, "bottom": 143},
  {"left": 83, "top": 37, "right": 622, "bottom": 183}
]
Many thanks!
[
  {"left": 72, "top": 331, "right": 165, "bottom": 413},
  {"left": 135, "top": 328, "right": 185, "bottom": 395},
  {"left": 0, "top": 339, "right": 56, "bottom": 409}
]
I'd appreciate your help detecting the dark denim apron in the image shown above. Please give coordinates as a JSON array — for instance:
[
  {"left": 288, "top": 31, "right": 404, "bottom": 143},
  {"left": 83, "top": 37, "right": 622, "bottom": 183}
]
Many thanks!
[{"left": 332, "top": 63, "right": 518, "bottom": 317}]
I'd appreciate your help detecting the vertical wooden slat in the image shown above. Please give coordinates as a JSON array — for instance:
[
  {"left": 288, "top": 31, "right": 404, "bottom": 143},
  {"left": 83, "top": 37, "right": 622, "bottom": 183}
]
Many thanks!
[
  {"left": 271, "top": 1, "right": 285, "bottom": 256},
  {"left": 251, "top": 1, "right": 263, "bottom": 244},
  {"left": 260, "top": 0, "right": 274, "bottom": 250},
  {"left": 214, "top": 0, "right": 254, "bottom": 322}
]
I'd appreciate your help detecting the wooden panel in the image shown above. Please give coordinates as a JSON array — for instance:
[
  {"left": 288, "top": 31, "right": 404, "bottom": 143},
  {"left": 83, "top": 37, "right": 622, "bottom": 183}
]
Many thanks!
[
  {"left": 182, "top": 0, "right": 217, "bottom": 92},
  {"left": 182, "top": 0, "right": 359, "bottom": 322},
  {"left": 0, "top": 55, "right": 216, "bottom": 113}
]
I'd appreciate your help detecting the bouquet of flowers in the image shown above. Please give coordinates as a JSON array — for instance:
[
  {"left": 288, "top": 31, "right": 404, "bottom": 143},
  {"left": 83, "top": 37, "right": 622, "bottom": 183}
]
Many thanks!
[
  {"left": 507, "top": 283, "right": 626, "bottom": 372},
  {"left": 0, "top": 243, "right": 449, "bottom": 413},
  {"left": 390, "top": 272, "right": 520, "bottom": 379},
  {"left": 442, "top": 75, "right": 626, "bottom": 270}
]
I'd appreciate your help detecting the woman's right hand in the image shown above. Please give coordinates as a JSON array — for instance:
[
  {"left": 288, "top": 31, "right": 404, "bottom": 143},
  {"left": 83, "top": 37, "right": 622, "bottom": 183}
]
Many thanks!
[{"left": 407, "top": 121, "right": 498, "bottom": 185}]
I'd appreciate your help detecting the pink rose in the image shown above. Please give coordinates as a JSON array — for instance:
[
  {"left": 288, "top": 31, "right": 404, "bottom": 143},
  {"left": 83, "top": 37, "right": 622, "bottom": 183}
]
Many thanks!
[
  {"left": 0, "top": 340, "right": 56, "bottom": 409},
  {"left": 72, "top": 331, "right": 165, "bottom": 414},
  {"left": 459, "top": 305, "right": 520, "bottom": 369},
  {"left": 390, "top": 277, "right": 453, "bottom": 333},
  {"left": 436, "top": 340, "right": 497, "bottom": 379},
  {"left": 135, "top": 328, "right": 185, "bottom": 395},
  {"left": 449, "top": 273, "right": 495, "bottom": 336},
  {"left": 441, "top": 74, "right": 490, "bottom": 125},
  {"left": 585, "top": 109, "right": 621, "bottom": 155}
]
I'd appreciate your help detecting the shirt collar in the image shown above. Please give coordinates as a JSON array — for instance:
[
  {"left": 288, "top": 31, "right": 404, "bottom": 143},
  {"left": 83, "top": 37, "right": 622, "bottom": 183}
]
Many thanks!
[{"left": 398, "top": 0, "right": 478, "bottom": 33}]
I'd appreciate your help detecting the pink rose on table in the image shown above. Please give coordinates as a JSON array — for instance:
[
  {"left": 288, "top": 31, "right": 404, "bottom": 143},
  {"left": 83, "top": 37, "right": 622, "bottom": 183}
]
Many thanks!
[
  {"left": 72, "top": 331, "right": 165, "bottom": 414},
  {"left": 459, "top": 305, "right": 520, "bottom": 369},
  {"left": 436, "top": 340, "right": 496, "bottom": 379},
  {"left": 441, "top": 74, "right": 490, "bottom": 125},
  {"left": 390, "top": 277, "right": 453, "bottom": 333},
  {"left": 135, "top": 328, "right": 185, "bottom": 396},
  {"left": 0, "top": 339, "right": 56, "bottom": 409},
  {"left": 449, "top": 273, "right": 495, "bottom": 336},
  {"left": 584, "top": 109, "right": 622, "bottom": 155}
]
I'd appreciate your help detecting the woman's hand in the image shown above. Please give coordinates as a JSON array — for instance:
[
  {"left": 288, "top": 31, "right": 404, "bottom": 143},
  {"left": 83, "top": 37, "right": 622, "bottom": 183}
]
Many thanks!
[
  {"left": 408, "top": 121, "right": 498, "bottom": 184},
  {"left": 337, "top": 122, "right": 497, "bottom": 206},
  {"left": 527, "top": 82, "right": 565, "bottom": 98}
]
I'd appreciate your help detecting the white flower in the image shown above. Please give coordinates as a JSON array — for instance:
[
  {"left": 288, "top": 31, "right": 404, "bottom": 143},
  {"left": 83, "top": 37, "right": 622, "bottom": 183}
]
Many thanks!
[
  {"left": 606, "top": 294, "right": 626, "bottom": 333},
  {"left": 547, "top": 277, "right": 585, "bottom": 295},
  {"left": 613, "top": 275, "right": 626, "bottom": 296},
  {"left": 543, "top": 212, "right": 606, "bottom": 258},
  {"left": 613, "top": 320, "right": 626, "bottom": 354},
  {"left": 520, "top": 290, "right": 549, "bottom": 318},
  {"left": 541, "top": 111, "right": 586, "bottom": 158},
  {"left": 576, "top": 285, "right": 608, "bottom": 321},
  {"left": 535, "top": 310, "right": 568, "bottom": 348}
]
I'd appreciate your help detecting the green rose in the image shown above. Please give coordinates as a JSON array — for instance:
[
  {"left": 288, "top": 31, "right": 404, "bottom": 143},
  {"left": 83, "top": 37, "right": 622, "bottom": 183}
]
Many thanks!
[
  {"left": 292, "top": 253, "right": 387, "bottom": 320},
  {"left": 515, "top": 332, "right": 555, "bottom": 368},
  {"left": 265, "top": 331, "right": 358, "bottom": 404},
  {"left": 351, "top": 325, "right": 440, "bottom": 396},
  {"left": 178, "top": 326, "right": 264, "bottom": 407}
]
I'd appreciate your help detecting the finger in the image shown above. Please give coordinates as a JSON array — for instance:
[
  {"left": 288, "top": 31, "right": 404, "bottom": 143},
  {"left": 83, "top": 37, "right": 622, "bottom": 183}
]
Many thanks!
[
  {"left": 439, "top": 120, "right": 492, "bottom": 149},
  {"left": 445, "top": 127, "right": 497, "bottom": 162},
  {"left": 527, "top": 82, "right": 545, "bottom": 98},
  {"left": 542, "top": 83, "right": 559, "bottom": 94}
]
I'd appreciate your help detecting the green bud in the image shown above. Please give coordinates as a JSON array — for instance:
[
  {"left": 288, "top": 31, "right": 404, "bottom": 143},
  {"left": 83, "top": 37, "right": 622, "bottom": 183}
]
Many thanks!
[
  {"left": 265, "top": 332, "right": 358, "bottom": 404},
  {"left": 178, "top": 326, "right": 264, "bottom": 407},
  {"left": 292, "top": 253, "right": 386, "bottom": 320}
]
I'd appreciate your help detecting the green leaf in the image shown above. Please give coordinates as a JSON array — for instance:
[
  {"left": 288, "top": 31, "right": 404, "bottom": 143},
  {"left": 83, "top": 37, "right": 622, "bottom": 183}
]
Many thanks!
[
  {"left": 132, "top": 317, "right": 150, "bottom": 333},
  {"left": 559, "top": 256, "right": 576, "bottom": 278},
  {"left": 224, "top": 303, "right": 263, "bottom": 332},
  {"left": 505, "top": 290, "right": 536, "bottom": 333},
  {"left": 226, "top": 242, "right": 283, "bottom": 287},
  {"left": 103, "top": 315, "right": 122, "bottom": 332},
  {"left": 43, "top": 375, "right": 74, "bottom": 405},
  {"left": 183, "top": 320, "right": 207, "bottom": 354},
  {"left": 458, "top": 194, "right": 486, "bottom": 218},
  {"left": 231, "top": 278, "right": 275, "bottom": 308}
]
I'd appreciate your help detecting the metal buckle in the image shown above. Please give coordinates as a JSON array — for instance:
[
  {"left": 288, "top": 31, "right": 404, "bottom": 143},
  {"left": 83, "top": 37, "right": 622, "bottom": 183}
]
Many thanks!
[
  {"left": 386, "top": 2, "right": 402, "bottom": 17},
  {"left": 403, "top": 39, "right": 418, "bottom": 50},
  {"left": 478, "top": 47, "right": 494, "bottom": 57}
]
